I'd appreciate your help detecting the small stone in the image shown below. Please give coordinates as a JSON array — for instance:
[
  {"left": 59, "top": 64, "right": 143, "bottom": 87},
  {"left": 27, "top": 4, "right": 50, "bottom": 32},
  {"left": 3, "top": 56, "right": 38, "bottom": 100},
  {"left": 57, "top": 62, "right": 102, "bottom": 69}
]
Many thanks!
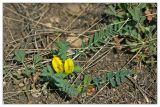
[
  {"left": 13, "top": 79, "right": 20, "bottom": 85},
  {"left": 17, "top": 69, "right": 22, "bottom": 75},
  {"left": 22, "top": 86, "right": 27, "bottom": 90},
  {"left": 31, "top": 88, "right": 41, "bottom": 98},
  {"left": 66, "top": 37, "right": 82, "bottom": 48},
  {"left": 45, "top": 23, "right": 52, "bottom": 28},
  {"left": 24, "top": 78, "right": 29, "bottom": 85},
  {"left": 81, "top": 93, "right": 86, "bottom": 97},
  {"left": 133, "top": 75, "right": 138, "bottom": 80},
  {"left": 67, "top": 49, "right": 75, "bottom": 55},
  {"left": 112, "top": 88, "right": 116, "bottom": 92},
  {"left": 106, "top": 57, "right": 111, "bottom": 61},
  {"left": 3, "top": 82, "right": 6, "bottom": 86},
  {"left": 137, "top": 101, "right": 142, "bottom": 104},
  {"left": 114, "top": 62, "right": 119, "bottom": 66},
  {"left": 19, "top": 83, "right": 24, "bottom": 87},
  {"left": 114, "top": 54, "right": 118, "bottom": 58},
  {"left": 66, "top": 4, "right": 81, "bottom": 16},
  {"left": 42, "top": 82, "right": 48, "bottom": 95},
  {"left": 50, "top": 17, "right": 60, "bottom": 23}
]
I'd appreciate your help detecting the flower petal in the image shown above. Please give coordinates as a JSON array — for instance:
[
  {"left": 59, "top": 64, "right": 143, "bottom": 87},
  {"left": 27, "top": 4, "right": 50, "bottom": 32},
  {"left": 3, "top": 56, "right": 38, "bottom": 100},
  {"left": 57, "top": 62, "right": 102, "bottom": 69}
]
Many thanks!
[
  {"left": 52, "top": 56, "right": 63, "bottom": 73},
  {"left": 64, "top": 58, "right": 74, "bottom": 74}
]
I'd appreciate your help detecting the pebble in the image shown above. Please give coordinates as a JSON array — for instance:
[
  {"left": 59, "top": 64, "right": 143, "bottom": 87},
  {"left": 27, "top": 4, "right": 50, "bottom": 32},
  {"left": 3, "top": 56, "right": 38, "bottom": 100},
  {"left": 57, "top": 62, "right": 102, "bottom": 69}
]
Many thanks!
[{"left": 19, "top": 83, "right": 24, "bottom": 87}]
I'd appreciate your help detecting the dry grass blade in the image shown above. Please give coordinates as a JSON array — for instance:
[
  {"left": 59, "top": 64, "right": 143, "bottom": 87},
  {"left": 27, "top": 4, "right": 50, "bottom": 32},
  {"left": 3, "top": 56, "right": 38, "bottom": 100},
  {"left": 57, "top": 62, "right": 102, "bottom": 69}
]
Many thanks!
[
  {"left": 120, "top": 47, "right": 142, "bottom": 70},
  {"left": 127, "top": 77, "right": 149, "bottom": 103},
  {"left": 4, "top": 6, "right": 63, "bottom": 31}
]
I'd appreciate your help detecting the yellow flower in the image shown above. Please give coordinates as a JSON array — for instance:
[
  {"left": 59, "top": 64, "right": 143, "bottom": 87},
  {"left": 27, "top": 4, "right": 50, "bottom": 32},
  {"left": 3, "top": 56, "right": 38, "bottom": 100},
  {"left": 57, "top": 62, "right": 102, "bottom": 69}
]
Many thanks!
[
  {"left": 52, "top": 56, "right": 74, "bottom": 74},
  {"left": 64, "top": 58, "right": 74, "bottom": 74},
  {"left": 52, "top": 56, "right": 64, "bottom": 73}
]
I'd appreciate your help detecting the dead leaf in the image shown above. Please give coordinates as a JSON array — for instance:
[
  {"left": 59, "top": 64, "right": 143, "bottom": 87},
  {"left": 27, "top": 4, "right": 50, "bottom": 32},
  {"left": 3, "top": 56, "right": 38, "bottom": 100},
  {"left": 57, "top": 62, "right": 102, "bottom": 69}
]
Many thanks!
[
  {"left": 83, "top": 36, "right": 89, "bottom": 44},
  {"left": 32, "top": 72, "right": 41, "bottom": 83},
  {"left": 145, "top": 9, "right": 155, "bottom": 22},
  {"left": 135, "top": 65, "right": 143, "bottom": 73},
  {"left": 87, "top": 85, "right": 96, "bottom": 96},
  {"left": 113, "top": 36, "right": 124, "bottom": 50}
]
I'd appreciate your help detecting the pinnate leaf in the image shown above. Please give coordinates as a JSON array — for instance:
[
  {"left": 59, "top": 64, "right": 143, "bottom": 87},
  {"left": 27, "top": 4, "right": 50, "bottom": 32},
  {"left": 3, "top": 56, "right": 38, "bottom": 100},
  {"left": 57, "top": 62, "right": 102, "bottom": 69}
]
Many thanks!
[
  {"left": 33, "top": 54, "right": 42, "bottom": 65},
  {"left": 15, "top": 50, "right": 25, "bottom": 63}
]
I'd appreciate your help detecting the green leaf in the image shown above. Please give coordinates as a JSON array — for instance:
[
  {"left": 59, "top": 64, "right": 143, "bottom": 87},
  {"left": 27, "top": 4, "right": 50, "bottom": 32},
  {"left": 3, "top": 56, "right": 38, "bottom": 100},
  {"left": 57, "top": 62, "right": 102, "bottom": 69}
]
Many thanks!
[
  {"left": 41, "top": 65, "right": 54, "bottom": 77},
  {"left": 83, "top": 75, "right": 91, "bottom": 86},
  {"left": 93, "top": 77, "right": 102, "bottom": 89},
  {"left": 120, "top": 70, "right": 126, "bottom": 82},
  {"left": 110, "top": 79, "right": 116, "bottom": 87},
  {"left": 109, "top": 26, "right": 113, "bottom": 34},
  {"left": 138, "top": 3, "right": 146, "bottom": 9},
  {"left": 82, "top": 40, "right": 86, "bottom": 48},
  {"left": 120, "top": 70, "right": 133, "bottom": 82},
  {"left": 41, "top": 67, "right": 49, "bottom": 77},
  {"left": 90, "top": 47, "right": 97, "bottom": 52},
  {"left": 108, "top": 5, "right": 117, "bottom": 15},
  {"left": 114, "top": 24, "right": 119, "bottom": 31},
  {"left": 140, "top": 16, "right": 146, "bottom": 24},
  {"left": 93, "top": 32, "right": 98, "bottom": 44},
  {"left": 88, "top": 36, "right": 93, "bottom": 47},
  {"left": 128, "top": 7, "right": 140, "bottom": 22},
  {"left": 56, "top": 73, "right": 67, "bottom": 79},
  {"left": 15, "top": 50, "right": 25, "bottom": 63},
  {"left": 77, "top": 85, "right": 83, "bottom": 93},
  {"left": 56, "top": 40, "right": 69, "bottom": 61},
  {"left": 106, "top": 70, "right": 134, "bottom": 88},
  {"left": 130, "top": 48, "right": 140, "bottom": 52},
  {"left": 115, "top": 71, "right": 121, "bottom": 85},
  {"left": 51, "top": 74, "right": 79, "bottom": 96},
  {"left": 128, "top": 8, "right": 135, "bottom": 19},
  {"left": 24, "top": 68, "right": 34, "bottom": 77},
  {"left": 95, "top": 42, "right": 100, "bottom": 47},
  {"left": 117, "top": 11, "right": 126, "bottom": 18},
  {"left": 74, "top": 66, "right": 82, "bottom": 73},
  {"left": 146, "top": 25, "right": 156, "bottom": 33},
  {"left": 126, "top": 70, "right": 134, "bottom": 76},
  {"left": 47, "top": 65, "right": 53, "bottom": 73},
  {"left": 107, "top": 72, "right": 116, "bottom": 87},
  {"left": 134, "top": 8, "right": 141, "bottom": 22},
  {"left": 83, "top": 74, "right": 92, "bottom": 92},
  {"left": 33, "top": 54, "right": 42, "bottom": 65},
  {"left": 125, "top": 39, "right": 138, "bottom": 47}
]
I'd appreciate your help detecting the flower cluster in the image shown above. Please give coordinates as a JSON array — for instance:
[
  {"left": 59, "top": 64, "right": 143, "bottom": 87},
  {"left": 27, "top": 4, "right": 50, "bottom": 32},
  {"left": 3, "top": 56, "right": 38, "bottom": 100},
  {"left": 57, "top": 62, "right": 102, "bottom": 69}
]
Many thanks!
[{"left": 52, "top": 56, "right": 74, "bottom": 74}]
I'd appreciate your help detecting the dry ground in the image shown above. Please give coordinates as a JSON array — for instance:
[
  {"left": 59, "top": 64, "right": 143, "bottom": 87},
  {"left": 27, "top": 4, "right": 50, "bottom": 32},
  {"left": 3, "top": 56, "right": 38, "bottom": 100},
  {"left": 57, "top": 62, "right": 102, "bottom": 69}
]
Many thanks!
[{"left": 3, "top": 3, "right": 157, "bottom": 104}]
